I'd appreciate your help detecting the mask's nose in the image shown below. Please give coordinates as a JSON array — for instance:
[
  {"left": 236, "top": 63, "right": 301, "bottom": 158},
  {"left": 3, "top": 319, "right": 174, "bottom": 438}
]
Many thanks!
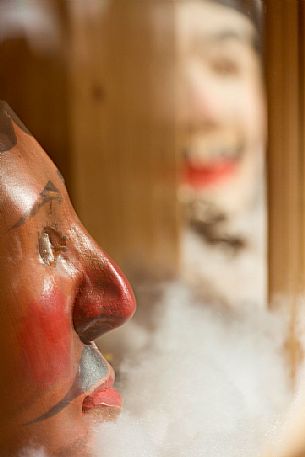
[
  {"left": 72, "top": 227, "right": 136, "bottom": 344},
  {"left": 177, "top": 63, "right": 223, "bottom": 129}
]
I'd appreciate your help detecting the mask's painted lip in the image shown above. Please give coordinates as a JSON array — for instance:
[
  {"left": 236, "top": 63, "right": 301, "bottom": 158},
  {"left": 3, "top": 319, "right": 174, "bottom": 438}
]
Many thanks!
[
  {"left": 24, "top": 344, "right": 112, "bottom": 425},
  {"left": 182, "top": 158, "right": 240, "bottom": 188},
  {"left": 82, "top": 386, "right": 122, "bottom": 414}
]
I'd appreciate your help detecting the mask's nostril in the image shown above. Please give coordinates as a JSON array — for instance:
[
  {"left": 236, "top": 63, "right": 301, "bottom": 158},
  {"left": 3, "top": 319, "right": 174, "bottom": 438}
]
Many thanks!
[
  {"left": 72, "top": 260, "right": 136, "bottom": 344},
  {"left": 74, "top": 317, "right": 114, "bottom": 345}
]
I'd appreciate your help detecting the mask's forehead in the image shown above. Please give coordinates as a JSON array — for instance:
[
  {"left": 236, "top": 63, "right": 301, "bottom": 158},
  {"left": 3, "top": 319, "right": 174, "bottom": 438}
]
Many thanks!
[
  {"left": 176, "top": 0, "right": 255, "bottom": 50},
  {"left": 0, "top": 104, "right": 65, "bottom": 233},
  {"left": 0, "top": 161, "right": 37, "bottom": 212},
  {"left": 0, "top": 100, "right": 31, "bottom": 153},
  {"left": 0, "top": 154, "right": 38, "bottom": 232}
]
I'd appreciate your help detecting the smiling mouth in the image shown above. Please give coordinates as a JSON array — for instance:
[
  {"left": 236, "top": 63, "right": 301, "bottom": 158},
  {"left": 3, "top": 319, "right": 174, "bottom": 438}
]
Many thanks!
[
  {"left": 25, "top": 344, "right": 121, "bottom": 425},
  {"left": 182, "top": 143, "right": 244, "bottom": 188}
]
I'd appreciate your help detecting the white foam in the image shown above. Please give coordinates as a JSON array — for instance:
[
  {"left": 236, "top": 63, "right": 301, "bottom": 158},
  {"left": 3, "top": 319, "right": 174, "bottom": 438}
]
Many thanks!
[{"left": 93, "top": 283, "right": 292, "bottom": 457}]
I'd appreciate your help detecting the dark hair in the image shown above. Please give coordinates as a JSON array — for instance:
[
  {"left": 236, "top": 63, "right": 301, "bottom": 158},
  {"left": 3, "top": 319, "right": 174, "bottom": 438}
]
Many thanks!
[{"left": 212, "top": 0, "right": 263, "bottom": 52}]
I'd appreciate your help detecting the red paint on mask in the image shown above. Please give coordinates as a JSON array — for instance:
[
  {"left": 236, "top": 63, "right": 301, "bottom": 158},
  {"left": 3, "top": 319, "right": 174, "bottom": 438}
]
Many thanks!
[
  {"left": 18, "top": 289, "right": 73, "bottom": 385},
  {"left": 82, "top": 387, "right": 122, "bottom": 412},
  {"left": 73, "top": 258, "right": 136, "bottom": 343},
  {"left": 183, "top": 159, "right": 238, "bottom": 188}
]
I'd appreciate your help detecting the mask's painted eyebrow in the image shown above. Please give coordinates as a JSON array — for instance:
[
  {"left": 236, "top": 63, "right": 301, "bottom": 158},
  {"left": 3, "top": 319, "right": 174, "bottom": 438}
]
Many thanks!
[
  {"left": 202, "top": 28, "right": 255, "bottom": 50},
  {"left": 57, "top": 168, "right": 65, "bottom": 184},
  {"left": 10, "top": 181, "right": 62, "bottom": 230},
  {"left": 211, "top": 30, "right": 249, "bottom": 43},
  {"left": 0, "top": 100, "right": 32, "bottom": 153}
]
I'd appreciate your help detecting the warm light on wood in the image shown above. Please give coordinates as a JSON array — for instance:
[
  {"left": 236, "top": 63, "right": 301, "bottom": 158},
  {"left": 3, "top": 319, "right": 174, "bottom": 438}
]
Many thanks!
[
  {"left": 265, "top": 0, "right": 305, "bottom": 382},
  {"left": 68, "top": 0, "right": 180, "bottom": 278}
]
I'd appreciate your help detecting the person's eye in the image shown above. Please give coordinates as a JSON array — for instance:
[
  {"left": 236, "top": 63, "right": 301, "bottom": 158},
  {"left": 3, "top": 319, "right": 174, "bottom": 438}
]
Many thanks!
[
  {"left": 210, "top": 57, "right": 241, "bottom": 77},
  {"left": 39, "top": 227, "right": 67, "bottom": 265}
]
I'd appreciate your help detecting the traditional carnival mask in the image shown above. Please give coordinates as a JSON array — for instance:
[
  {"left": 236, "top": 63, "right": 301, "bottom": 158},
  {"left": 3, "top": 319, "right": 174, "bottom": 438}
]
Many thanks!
[
  {"left": 0, "top": 101, "right": 136, "bottom": 457},
  {"left": 177, "top": 0, "right": 264, "bottom": 223}
]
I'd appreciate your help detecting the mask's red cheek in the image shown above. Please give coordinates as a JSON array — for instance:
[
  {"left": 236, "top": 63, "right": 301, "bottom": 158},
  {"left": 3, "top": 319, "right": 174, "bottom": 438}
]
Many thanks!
[{"left": 18, "top": 289, "right": 74, "bottom": 386}]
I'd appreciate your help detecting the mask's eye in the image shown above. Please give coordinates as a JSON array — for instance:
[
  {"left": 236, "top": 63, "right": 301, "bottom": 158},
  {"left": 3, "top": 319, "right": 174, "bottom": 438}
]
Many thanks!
[
  {"left": 210, "top": 57, "right": 241, "bottom": 77},
  {"left": 39, "top": 227, "right": 67, "bottom": 265}
]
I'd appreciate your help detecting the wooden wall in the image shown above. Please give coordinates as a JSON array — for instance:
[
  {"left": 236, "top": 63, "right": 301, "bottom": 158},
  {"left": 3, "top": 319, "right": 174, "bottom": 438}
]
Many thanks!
[
  {"left": 0, "top": 0, "right": 180, "bottom": 278},
  {"left": 265, "top": 0, "right": 305, "bottom": 380},
  {"left": 0, "top": 0, "right": 72, "bottom": 188},
  {"left": 68, "top": 0, "right": 179, "bottom": 277},
  {"left": 5, "top": 0, "right": 304, "bottom": 293}
]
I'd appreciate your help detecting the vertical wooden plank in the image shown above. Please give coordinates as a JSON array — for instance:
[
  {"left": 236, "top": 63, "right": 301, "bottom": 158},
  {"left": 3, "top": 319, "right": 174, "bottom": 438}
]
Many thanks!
[
  {"left": 68, "top": 0, "right": 179, "bottom": 277},
  {"left": 0, "top": 0, "right": 72, "bottom": 189},
  {"left": 265, "top": 0, "right": 303, "bottom": 381}
]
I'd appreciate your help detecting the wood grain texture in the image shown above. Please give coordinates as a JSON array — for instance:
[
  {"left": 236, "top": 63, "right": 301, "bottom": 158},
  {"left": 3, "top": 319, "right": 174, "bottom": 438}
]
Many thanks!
[
  {"left": 265, "top": 0, "right": 304, "bottom": 381},
  {"left": 68, "top": 0, "right": 180, "bottom": 277},
  {"left": 0, "top": 0, "right": 72, "bottom": 190}
]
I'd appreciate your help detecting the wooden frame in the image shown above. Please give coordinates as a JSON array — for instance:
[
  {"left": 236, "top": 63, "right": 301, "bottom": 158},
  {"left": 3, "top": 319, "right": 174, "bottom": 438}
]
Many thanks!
[{"left": 265, "top": 0, "right": 305, "bottom": 380}]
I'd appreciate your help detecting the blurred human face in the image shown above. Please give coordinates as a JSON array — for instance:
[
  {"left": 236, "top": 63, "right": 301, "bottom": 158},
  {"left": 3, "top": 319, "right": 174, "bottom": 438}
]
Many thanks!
[
  {"left": 176, "top": 0, "right": 265, "bottom": 217},
  {"left": 0, "top": 102, "right": 136, "bottom": 456}
]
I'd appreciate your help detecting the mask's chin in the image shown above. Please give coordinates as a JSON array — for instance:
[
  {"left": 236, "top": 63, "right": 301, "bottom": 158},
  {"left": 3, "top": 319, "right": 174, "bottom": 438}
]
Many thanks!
[{"left": 18, "top": 345, "right": 119, "bottom": 457}]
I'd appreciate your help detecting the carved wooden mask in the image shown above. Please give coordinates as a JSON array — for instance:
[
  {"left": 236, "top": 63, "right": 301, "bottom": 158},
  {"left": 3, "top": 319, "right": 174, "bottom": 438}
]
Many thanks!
[{"left": 0, "top": 101, "right": 136, "bottom": 456}]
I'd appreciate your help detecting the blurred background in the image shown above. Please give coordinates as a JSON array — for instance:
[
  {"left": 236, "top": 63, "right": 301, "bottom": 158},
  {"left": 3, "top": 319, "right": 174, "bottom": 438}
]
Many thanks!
[
  {"left": 0, "top": 0, "right": 266, "bottom": 303},
  {"left": 5, "top": 3, "right": 305, "bottom": 455}
]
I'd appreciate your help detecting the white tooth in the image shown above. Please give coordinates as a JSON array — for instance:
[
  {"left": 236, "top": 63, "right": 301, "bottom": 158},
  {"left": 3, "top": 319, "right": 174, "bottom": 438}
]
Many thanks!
[
  {"left": 188, "top": 144, "right": 241, "bottom": 164},
  {"left": 204, "top": 149, "right": 217, "bottom": 161}
]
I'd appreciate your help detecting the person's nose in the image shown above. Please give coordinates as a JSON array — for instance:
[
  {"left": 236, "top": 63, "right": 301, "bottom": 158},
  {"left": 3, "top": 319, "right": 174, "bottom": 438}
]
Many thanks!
[{"left": 71, "top": 225, "right": 136, "bottom": 344}]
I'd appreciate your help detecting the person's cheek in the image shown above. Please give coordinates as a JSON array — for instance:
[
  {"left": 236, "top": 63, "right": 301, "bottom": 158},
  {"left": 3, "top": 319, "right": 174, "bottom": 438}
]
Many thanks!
[{"left": 18, "top": 288, "right": 74, "bottom": 385}]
